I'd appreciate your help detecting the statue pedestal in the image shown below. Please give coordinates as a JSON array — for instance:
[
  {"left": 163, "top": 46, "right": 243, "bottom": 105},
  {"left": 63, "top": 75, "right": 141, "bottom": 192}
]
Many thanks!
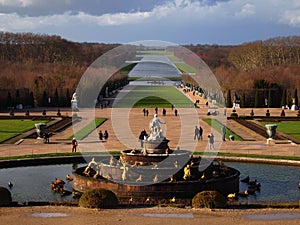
[
  {"left": 36, "top": 137, "right": 44, "bottom": 143},
  {"left": 266, "top": 138, "right": 276, "bottom": 145}
]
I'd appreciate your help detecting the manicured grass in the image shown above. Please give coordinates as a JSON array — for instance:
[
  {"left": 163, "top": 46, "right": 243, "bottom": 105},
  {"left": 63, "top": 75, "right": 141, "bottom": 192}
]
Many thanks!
[
  {"left": 202, "top": 118, "right": 243, "bottom": 141},
  {"left": 120, "top": 63, "right": 137, "bottom": 73},
  {"left": 137, "top": 50, "right": 173, "bottom": 55},
  {"left": 0, "top": 119, "right": 48, "bottom": 142},
  {"left": 167, "top": 55, "right": 197, "bottom": 73},
  {"left": 261, "top": 121, "right": 300, "bottom": 140},
  {"left": 174, "top": 63, "right": 197, "bottom": 73},
  {"left": 68, "top": 118, "right": 107, "bottom": 140},
  {"left": 128, "top": 77, "right": 182, "bottom": 81},
  {"left": 134, "top": 96, "right": 172, "bottom": 108},
  {"left": 0, "top": 151, "right": 299, "bottom": 162},
  {"left": 114, "top": 85, "right": 192, "bottom": 108}
]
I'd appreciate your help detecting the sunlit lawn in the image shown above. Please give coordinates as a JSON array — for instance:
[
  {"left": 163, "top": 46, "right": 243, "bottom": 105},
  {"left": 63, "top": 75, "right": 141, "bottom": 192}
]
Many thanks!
[
  {"left": 68, "top": 118, "right": 107, "bottom": 140},
  {"left": 203, "top": 118, "right": 243, "bottom": 141},
  {"left": 114, "top": 85, "right": 192, "bottom": 108},
  {"left": 262, "top": 121, "right": 300, "bottom": 140},
  {"left": 0, "top": 119, "right": 48, "bottom": 142}
]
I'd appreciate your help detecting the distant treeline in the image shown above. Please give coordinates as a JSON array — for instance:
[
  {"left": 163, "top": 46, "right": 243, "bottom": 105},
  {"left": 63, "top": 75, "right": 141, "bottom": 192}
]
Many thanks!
[{"left": 0, "top": 32, "right": 299, "bottom": 109}]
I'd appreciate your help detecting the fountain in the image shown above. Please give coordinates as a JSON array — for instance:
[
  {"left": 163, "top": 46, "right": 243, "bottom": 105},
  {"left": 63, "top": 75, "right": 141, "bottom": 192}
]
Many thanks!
[
  {"left": 73, "top": 115, "right": 240, "bottom": 204},
  {"left": 265, "top": 124, "right": 277, "bottom": 144}
]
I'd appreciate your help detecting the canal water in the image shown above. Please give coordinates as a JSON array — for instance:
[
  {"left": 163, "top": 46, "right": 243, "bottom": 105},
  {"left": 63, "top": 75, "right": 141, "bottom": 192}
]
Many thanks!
[{"left": 0, "top": 162, "right": 299, "bottom": 204}]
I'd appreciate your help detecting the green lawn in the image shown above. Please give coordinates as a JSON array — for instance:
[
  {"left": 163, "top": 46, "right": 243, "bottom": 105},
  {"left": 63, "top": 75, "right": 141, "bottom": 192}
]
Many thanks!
[
  {"left": 114, "top": 85, "right": 192, "bottom": 108},
  {"left": 262, "top": 121, "right": 300, "bottom": 140},
  {"left": 202, "top": 118, "right": 243, "bottom": 141},
  {"left": 174, "top": 63, "right": 197, "bottom": 73},
  {"left": 69, "top": 118, "right": 107, "bottom": 140},
  {"left": 137, "top": 50, "right": 173, "bottom": 55},
  {"left": 0, "top": 119, "right": 48, "bottom": 142}
]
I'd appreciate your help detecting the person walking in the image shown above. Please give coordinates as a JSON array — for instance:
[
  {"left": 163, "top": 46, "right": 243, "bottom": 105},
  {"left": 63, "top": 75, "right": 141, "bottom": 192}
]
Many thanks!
[
  {"left": 222, "top": 125, "right": 226, "bottom": 141},
  {"left": 174, "top": 109, "right": 178, "bottom": 116},
  {"left": 199, "top": 126, "right": 203, "bottom": 140},
  {"left": 138, "top": 129, "right": 147, "bottom": 148},
  {"left": 98, "top": 130, "right": 103, "bottom": 141},
  {"left": 208, "top": 133, "right": 214, "bottom": 150},
  {"left": 71, "top": 137, "right": 78, "bottom": 153},
  {"left": 104, "top": 130, "right": 109, "bottom": 140},
  {"left": 194, "top": 126, "right": 200, "bottom": 141}
]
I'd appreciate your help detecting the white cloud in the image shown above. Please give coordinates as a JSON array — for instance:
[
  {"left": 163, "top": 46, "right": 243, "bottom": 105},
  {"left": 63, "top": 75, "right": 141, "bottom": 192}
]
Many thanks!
[
  {"left": 0, "top": 0, "right": 37, "bottom": 7},
  {"left": 0, "top": 0, "right": 299, "bottom": 44},
  {"left": 235, "top": 3, "right": 256, "bottom": 18},
  {"left": 0, "top": 12, "right": 70, "bottom": 31},
  {"left": 0, "top": 0, "right": 71, "bottom": 8},
  {"left": 280, "top": 10, "right": 300, "bottom": 27}
]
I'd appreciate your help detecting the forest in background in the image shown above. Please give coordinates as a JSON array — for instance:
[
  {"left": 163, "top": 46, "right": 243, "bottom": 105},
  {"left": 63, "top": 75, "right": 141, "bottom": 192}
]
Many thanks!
[{"left": 0, "top": 32, "right": 299, "bottom": 109}]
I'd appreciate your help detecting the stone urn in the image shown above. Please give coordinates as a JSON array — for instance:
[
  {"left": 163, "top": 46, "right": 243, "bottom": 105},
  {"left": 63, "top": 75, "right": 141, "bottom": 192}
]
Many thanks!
[
  {"left": 265, "top": 124, "right": 277, "bottom": 139},
  {"left": 35, "top": 123, "right": 46, "bottom": 139}
]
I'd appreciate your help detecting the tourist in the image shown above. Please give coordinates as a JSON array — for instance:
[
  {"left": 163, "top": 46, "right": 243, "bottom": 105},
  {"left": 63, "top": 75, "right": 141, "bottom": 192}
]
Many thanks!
[
  {"left": 222, "top": 125, "right": 226, "bottom": 141},
  {"left": 146, "top": 109, "right": 149, "bottom": 116},
  {"left": 194, "top": 126, "right": 200, "bottom": 141},
  {"left": 199, "top": 126, "right": 203, "bottom": 140},
  {"left": 138, "top": 129, "right": 147, "bottom": 147},
  {"left": 162, "top": 108, "right": 166, "bottom": 116},
  {"left": 43, "top": 132, "right": 50, "bottom": 143},
  {"left": 155, "top": 107, "right": 158, "bottom": 114},
  {"left": 174, "top": 109, "right": 178, "bottom": 116},
  {"left": 142, "top": 108, "right": 146, "bottom": 116},
  {"left": 71, "top": 137, "right": 78, "bottom": 153},
  {"left": 98, "top": 130, "right": 103, "bottom": 141},
  {"left": 104, "top": 130, "right": 109, "bottom": 140},
  {"left": 208, "top": 133, "right": 214, "bottom": 150}
]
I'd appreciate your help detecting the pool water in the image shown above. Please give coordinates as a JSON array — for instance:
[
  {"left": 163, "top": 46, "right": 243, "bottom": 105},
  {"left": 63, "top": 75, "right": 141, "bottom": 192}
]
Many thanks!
[{"left": 0, "top": 162, "right": 299, "bottom": 204}]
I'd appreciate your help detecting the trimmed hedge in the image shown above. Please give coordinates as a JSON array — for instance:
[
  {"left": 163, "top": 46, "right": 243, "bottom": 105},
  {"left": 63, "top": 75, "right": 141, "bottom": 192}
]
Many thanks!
[
  {"left": 0, "top": 186, "right": 12, "bottom": 206},
  {"left": 79, "top": 189, "right": 118, "bottom": 209},
  {"left": 192, "top": 190, "right": 227, "bottom": 209}
]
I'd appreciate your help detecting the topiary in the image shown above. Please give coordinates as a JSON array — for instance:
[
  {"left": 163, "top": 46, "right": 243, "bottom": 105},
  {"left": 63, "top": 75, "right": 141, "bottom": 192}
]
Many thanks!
[
  {"left": 0, "top": 186, "right": 12, "bottom": 206},
  {"left": 79, "top": 189, "right": 118, "bottom": 209},
  {"left": 192, "top": 190, "right": 227, "bottom": 209}
]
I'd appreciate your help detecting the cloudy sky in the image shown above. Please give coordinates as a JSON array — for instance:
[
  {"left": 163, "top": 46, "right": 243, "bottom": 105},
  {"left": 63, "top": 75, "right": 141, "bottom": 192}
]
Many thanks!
[{"left": 0, "top": 0, "right": 299, "bottom": 45}]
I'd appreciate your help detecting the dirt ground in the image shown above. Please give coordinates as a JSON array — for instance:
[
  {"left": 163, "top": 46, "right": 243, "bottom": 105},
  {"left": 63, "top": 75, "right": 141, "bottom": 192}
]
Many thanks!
[{"left": 1, "top": 205, "right": 300, "bottom": 225}]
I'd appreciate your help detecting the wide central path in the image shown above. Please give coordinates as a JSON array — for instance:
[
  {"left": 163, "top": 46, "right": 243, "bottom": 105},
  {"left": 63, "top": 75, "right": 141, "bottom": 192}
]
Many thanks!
[{"left": 0, "top": 87, "right": 299, "bottom": 158}]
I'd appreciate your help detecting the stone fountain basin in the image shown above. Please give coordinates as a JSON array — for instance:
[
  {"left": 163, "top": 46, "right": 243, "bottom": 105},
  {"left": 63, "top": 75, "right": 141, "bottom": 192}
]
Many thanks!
[{"left": 121, "top": 149, "right": 191, "bottom": 164}]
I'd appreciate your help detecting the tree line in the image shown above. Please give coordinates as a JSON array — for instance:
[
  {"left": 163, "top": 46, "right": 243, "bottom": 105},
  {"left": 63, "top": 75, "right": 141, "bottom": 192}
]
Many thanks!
[{"left": 0, "top": 32, "right": 299, "bottom": 109}]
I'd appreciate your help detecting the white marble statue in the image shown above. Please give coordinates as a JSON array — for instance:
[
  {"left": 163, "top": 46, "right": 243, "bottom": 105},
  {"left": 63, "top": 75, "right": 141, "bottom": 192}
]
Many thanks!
[
  {"left": 71, "top": 92, "right": 78, "bottom": 109},
  {"left": 148, "top": 114, "right": 166, "bottom": 141}
]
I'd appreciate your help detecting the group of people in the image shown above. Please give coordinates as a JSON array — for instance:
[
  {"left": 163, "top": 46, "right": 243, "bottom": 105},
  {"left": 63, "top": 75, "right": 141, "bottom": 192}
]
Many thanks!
[
  {"left": 142, "top": 107, "right": 178, "bottom": 117},
  {"left": 71, "top": 130, "right": 109, "bottom": 153},
  {"left": 194, "top": 125, "right": 215, "bottom": 150},
  {"left": 98, "top": 130, "right": 109, "bottom": 141},
  {"left": 194, "top": 126, "right": 203, "bottom": 141}
]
